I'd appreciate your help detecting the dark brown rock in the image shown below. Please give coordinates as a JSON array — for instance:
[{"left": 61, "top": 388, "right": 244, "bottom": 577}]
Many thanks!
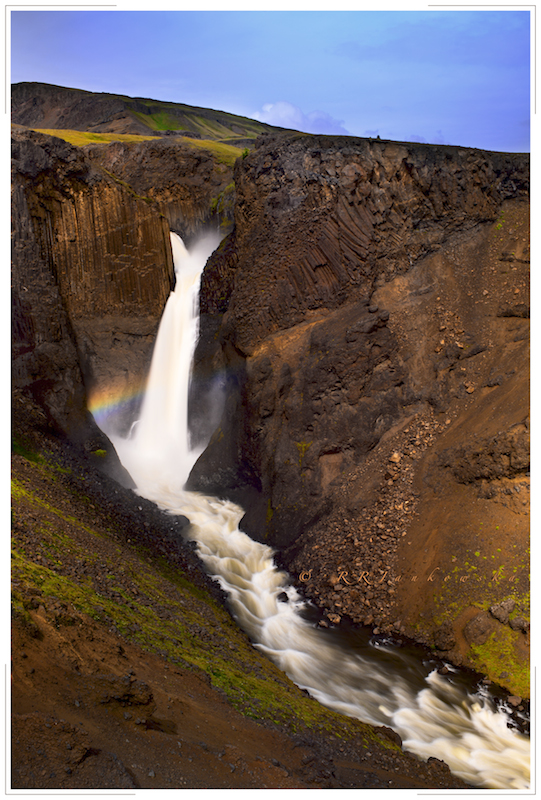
[
  {"left": 463, "top": 614, "right": 492, "bottom": 646},
  {"left": 191, "top": 132, "right": 529, "bottom": 550},
  {"left": 509, "top": 616, "right": 529, "bottom": 633},
  {"left": 434, "top": 621, "right": 456, "bottom": 651},
  {"left": 439, "top": 423, "right": 529, "bottom": 483},
  {"left": 11, "top": 128, "right": 174, "bottom": 440},
  {"left": 490, "top": 598, "right": 516, "bottom": 625},
  {"left": 83, "top": 137, "right": 235, "bottom": 241}
]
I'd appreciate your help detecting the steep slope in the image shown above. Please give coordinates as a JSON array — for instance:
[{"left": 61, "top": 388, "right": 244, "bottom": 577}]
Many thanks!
[
  {"left": 11, "top": 81, "right": 286, "bottom": 143},
  {"left": 188, "top": 132, "right": 530, "bottom": 693}
]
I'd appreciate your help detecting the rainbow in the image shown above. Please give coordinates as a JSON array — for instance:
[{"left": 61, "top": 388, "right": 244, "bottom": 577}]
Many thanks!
[{"left": 88, "top": 381, "right": 147, "bottom": 428}]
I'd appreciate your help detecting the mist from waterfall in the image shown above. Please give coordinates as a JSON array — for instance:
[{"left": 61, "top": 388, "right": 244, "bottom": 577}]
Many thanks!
[{"left": 100, "top": 233, "right": 530, "bottom": 791}]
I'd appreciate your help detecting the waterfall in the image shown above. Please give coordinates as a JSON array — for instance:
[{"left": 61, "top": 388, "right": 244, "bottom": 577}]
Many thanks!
[
  {"left": 100, "top": 233, "right": 530, "bottom": 791},
  {"left": 109, "top": 232, "right": 219, "bottom": 494}
]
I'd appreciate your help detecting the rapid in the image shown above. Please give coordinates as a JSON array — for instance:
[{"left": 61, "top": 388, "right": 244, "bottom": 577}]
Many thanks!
[{"left": 98, "top": 233, "right": 530, "bottom": 791}]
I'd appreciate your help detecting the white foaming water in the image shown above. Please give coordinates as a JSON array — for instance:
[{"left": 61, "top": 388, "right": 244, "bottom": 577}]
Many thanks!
[
  {"left": 111, "top": 232, "right": 219, "bottom": 494},
  {"left": 104, "top": 234, "right": 530, "bottom": 791}
]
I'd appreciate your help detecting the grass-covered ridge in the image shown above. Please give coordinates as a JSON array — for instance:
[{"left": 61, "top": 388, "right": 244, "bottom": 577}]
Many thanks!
[
  {"left": 123, "top": 97, "right": 274, "bottom": 140},
  {"left": 32, "top": 128, "right": 159, "bottom": 146},
  {"left": 181, "top": 137, "right": 244, "bottom": 166},
  {"left": 30, "top": 128, "right": 244, "bottom": 167},
  {"left": 12, "top": 82, "right": 285, "bottom": 142}
]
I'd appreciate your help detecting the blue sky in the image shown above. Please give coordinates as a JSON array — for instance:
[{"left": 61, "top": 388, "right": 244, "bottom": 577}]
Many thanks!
[{"left": 10, "top": 5, "right": 531, "bottom": 152}]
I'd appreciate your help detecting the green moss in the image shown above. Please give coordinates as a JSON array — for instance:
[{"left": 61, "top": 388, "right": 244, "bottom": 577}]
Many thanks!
[
  {"left": 12, "top": 436, "right": 43, "bottom": 464},
  {"left": 11, "top": 440, "right": 403, "bottom": 746},
  {"left": 12, "top": 539, "right": 389, "bottom": 740},
  {"left": 470, "top": 626, "right": 529, "bottom": 698},
  {"left": 295, "top": 440, "right": 312, "bottom": 467},
  {"left": 210, "top": 182, "right": 236, "bottom": 217},
  {"left": 12, "top": 478, "right": 109, "bottom": 543}
]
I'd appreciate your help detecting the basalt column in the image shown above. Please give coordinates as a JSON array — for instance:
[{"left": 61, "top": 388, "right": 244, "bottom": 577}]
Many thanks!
[{"left": 11, "top": 128, "right": 174, "bottom": 441}]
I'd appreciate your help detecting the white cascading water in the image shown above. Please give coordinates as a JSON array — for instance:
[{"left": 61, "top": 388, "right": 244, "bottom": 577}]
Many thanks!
[{"left": 103, "top": 233, "right": 530, "bottom": 791}]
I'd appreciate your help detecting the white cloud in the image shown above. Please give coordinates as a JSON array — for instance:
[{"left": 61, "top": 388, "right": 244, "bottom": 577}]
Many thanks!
[{"left": 253, "top": 101, "right": 350, "bottom": 136}]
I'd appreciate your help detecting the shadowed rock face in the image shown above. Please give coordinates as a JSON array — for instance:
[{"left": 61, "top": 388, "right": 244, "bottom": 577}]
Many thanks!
[
  {"left": 189, "top": 132, "right": 529, "bottom": 685},
  {"left": 83, "top": 138, "right": 235, "bottom": 243},
  {"left": 202, "top": 133, "right": 528, "bottom": 353},
  {"left": 191, "top": 132, "right": 529, "bottom": 537},
  {"left": 11, "top": 128, "right": 174, "bottom": 442}
]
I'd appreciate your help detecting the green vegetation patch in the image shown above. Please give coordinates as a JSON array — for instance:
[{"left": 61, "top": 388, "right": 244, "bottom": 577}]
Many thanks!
[
  {"left": 33, "top": 128, "right": 158, "bottom": 146},
  {"left": 12, "top": 435, "right": 43, "bottom": 464},
  {"left": 470, "top": 625, "right": 529, "bottom": 698},
  {"left": 181, "top": 137, "right": 244, "bottom": 167},
  {"left": 295, "top": 440, "right": 312, "bottom": 467},
  {"left": 428, "top": 543, "right": 530, "bottom": 695},
  {"left": 129, "top": 110, "right": 194, "bottom": 132}
]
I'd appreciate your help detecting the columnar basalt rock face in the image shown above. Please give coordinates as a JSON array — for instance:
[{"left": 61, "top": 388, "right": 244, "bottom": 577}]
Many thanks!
[
  {"left": 83, "top": 138, "right": 235, "bottom": 242},
  {"left": 11, "top": 128, "right": 174, "bottom": 439},
  {"left": 12, "top": 121, "right": 530, "bottom": 690},
  {"left": 210, "top": 133, "right": 528, "bottom": 353},
  {"left": 190, "top": 132, "right": 529, "bottom": 689}
]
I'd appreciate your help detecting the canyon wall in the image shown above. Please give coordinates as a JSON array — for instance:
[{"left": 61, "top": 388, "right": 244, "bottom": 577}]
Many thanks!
[
  {"left": 83, "top": 138, "right": 235, "bottom": 243},
  {"left": 12, "top": 128, "right": 236, "bottom": 444},
  {"left": 11, "top": 128, "right": 174, "bottom": 444},
  {"left": 189, "top": 132, "right": 530, "bottom": 689}
]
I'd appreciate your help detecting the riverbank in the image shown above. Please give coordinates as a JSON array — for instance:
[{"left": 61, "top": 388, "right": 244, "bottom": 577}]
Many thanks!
[{"left": 11, "top": 390, "right": 469, "bottom": 790}]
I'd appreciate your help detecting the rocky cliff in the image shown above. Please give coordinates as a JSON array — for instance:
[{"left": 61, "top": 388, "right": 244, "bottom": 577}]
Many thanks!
[
  {"left": 11, "top": 128, "right": 177, "bottom": 448},
  {"left": 11, "top": 126, "right": 239, "bottom": 451},
  {"left": 189, "top": 132, "right": 530, "bottom": 692},
  {"left": 83, "top": 137, "right": 235, "bottom": 242}
]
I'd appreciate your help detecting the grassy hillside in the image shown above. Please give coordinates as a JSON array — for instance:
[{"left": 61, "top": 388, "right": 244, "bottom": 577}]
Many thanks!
[
  {"left": 31, "top": 129, "right": 158, "bottom": 146},
  {"left": 11, "top": 81, "right": 285, "bottom": 143}
]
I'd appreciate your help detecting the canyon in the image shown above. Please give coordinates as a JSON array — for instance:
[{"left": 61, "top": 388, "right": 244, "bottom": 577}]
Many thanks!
[{"left": 11, "top": 83, "right": 530, "bottom": 788}]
